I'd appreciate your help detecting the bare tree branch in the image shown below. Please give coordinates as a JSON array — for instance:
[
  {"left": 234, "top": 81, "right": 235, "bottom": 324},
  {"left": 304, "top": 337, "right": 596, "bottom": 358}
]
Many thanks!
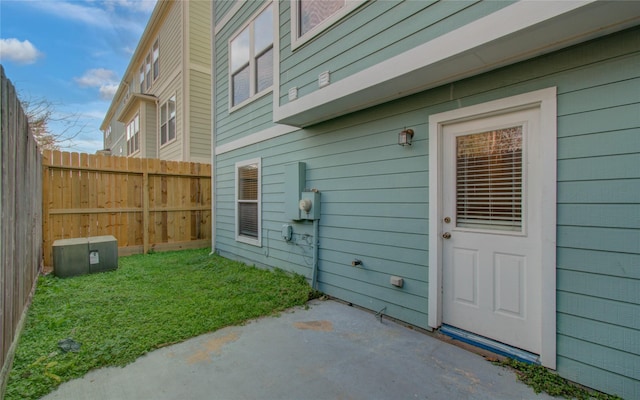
[{"left": 19, "top": 94, "right": 90, "bottom": 152}]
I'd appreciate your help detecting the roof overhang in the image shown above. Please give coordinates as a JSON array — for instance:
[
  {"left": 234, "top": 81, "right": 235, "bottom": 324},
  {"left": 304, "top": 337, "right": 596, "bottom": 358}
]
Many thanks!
[
  {"left": 274, "top": 0, "right": 640, "bottom": 127},
  {"left": 117, "top": 93, "right": 157, "bottom": 123}
]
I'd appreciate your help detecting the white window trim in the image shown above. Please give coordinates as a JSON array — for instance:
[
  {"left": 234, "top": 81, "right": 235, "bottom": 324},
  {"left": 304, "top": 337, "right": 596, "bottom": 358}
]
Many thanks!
[
  {"left": 126, "top": 114, "right": 140, "bottom": 156},
  {"left": 230, "top": 89, "right": 273, "bottom": 113},
  {"left": 275, "top": 1, "right": 637, "bottom": 127},
  {"left": 228, "top": 2, "right": 274, "bottom": 112},
  {"left": 139, "top": 37, "right": 159, "bottom": 94},
  {"left": 152, "top": 38, "right": 160, "bottom": 82},
  {"left": 159, "top": 94, "right": 177, "bottom": 148},
  {"left": 235, "top": 157, "right": 262, "bottom": 247},
  {"left": 139, "top": 64, "right": 145, "bottom": 93},
  {"left": 215, "top": 124, "right": 298, "bottom": 155},
  {"left": 428, "top": 87, "right": 557, "bottom": 369},
  {"left": 290, "top": 0, "right": 366, "bottom": 50}
]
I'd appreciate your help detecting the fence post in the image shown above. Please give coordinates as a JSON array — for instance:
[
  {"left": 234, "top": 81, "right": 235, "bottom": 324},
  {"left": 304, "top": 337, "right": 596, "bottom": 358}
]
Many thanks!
[
  {"left": 40, "top": 151, "right": 210, "bottom": 262},
  {"left": 143, "top": 169, "right": 149, "bottom": 254}
]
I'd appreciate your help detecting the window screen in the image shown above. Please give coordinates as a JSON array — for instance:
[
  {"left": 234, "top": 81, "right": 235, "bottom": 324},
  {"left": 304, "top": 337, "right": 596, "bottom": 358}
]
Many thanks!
[{"left": 456, "top": 126, "right": 523, "bottom": 231}]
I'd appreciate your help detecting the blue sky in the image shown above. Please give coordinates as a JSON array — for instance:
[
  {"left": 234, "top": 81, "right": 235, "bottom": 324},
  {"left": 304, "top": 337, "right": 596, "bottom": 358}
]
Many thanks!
[{"left": 1, "top": 0, "right": 157, "bottom": 153}]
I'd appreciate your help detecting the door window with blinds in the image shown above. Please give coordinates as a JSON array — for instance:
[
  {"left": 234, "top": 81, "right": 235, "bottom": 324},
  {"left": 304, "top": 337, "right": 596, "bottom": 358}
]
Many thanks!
[
  {"left": 235, "top": 158, "right": 261, "bottom": 246},
  {"left": 455, "top": 126, "right": 524, "bottom": 232}
]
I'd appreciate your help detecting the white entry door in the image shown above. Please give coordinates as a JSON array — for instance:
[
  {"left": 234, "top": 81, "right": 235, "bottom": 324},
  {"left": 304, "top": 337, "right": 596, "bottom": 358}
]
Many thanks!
[{"left": 440, "top": 108, "right": 543, "bottom": 355}]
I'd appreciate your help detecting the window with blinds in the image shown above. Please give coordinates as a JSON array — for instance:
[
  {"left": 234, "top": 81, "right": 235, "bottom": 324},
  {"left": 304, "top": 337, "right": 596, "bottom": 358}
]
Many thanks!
[
  {"left": 456, "top": 126, "right": 523, "bottom": 232},
  {"left": 238, "top": 163, "right": 259, "bottom": 239}
]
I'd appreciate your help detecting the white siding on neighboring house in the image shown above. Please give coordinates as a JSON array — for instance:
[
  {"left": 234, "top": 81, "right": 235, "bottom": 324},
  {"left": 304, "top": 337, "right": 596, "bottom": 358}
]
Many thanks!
[{"left": 100, "top": 0, "right": 211, "bottom": 163}]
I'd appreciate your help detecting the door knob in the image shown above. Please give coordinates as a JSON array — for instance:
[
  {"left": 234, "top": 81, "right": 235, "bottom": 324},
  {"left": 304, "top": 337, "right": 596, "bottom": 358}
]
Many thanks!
[{"left": 442, "top": 232, "right": 451, "bottom": 239}]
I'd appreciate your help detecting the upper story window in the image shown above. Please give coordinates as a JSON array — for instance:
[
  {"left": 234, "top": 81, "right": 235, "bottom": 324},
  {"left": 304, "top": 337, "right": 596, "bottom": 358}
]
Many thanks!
[
  {"left": 299, "top": 0, "right": 344, "bottom": 36},
  {"left": 230, "top": 4, "right": 273, "bottom": 108},
  {"left": 139, "top": 64, "right": 145, "bottom": 93},
  {"left": 139, "top": 39, "right": 159, "bottom": 93},
  {"left": 126, "top": 114, "right": 140, "bottom": 155},
  {"left": 145, "top": 54, "right": 151, "bottom": 90},
  {"left": 160, "top": 95, "right": 176, "bottom": 146},
  {"left": 152, "top": 40, "right": 159, "bottom": 80},
  {"left": 104, "top": 126, "right": 112, "bottom": 149},
  {"left": 291, "top": 0, "right": 364, "bottom": 49},
  {"left": 124, "top": 80, "right": 131, "bottom": 103}
]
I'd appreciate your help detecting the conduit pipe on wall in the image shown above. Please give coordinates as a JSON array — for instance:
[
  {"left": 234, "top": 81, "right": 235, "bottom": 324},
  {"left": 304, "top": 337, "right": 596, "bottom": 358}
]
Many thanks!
[{"left": 311, "top": 219, "right": 320, "bottom": 290}]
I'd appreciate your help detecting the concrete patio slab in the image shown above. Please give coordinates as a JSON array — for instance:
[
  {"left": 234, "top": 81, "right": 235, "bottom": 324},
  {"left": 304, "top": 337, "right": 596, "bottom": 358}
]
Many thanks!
[{"left": 43, "top": 299, "right": 556, "bottom": 400}]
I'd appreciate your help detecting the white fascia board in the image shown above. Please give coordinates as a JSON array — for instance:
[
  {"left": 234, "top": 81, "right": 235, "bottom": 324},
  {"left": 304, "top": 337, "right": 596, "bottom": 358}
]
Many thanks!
[
  {"left": 274, "top": 0, "right": 640, "bottom": 127},
  {"left": 215, "top": 124, "right": 298, "bottom": 155}
]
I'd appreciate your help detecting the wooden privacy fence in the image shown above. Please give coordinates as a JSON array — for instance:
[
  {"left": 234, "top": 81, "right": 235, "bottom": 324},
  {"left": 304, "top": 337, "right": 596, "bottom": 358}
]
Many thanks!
[
  {"left": 42, "top": 150, "right": 212, "bottom": 268},
  {"left": 1, "top": 66, "right": 42, "bottom": 391}
]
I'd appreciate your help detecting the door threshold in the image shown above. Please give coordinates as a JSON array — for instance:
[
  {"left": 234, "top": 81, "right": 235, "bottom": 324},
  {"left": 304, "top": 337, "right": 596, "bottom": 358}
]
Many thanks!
[{"left": 440, "top": 325, "right": 540, "bottom": 365}]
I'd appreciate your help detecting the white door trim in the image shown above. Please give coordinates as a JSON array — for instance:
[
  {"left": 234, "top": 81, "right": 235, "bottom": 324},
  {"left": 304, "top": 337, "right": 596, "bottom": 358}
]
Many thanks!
[{"left": 428, "top": 87, "right": 557, "bottom": 369}]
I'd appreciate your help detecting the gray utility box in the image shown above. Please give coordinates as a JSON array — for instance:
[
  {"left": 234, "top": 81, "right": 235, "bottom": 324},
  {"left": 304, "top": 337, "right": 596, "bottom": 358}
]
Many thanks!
[{"left": 53, "top": 235, "right": 118, "bottom": 278}]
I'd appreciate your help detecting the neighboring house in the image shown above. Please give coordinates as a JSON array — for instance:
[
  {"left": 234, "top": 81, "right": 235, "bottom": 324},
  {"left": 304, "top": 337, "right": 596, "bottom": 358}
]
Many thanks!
[
  {"left": 100, "top": 0, "right": 212, "bottom": 163},
  {"left": 211, "top": 1, "right": 639, "bottom": 398}
]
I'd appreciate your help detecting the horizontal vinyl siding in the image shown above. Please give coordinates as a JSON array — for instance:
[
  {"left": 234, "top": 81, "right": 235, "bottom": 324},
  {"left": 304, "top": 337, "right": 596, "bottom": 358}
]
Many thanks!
[
  {"left": 215, "top": 88, "right": 437, "bottom": 327},
  {"left": 215, "top": 27, "right": 640, "bottom": 398},
  {"left": 189, "top": 0, "right": 211, "bottom": 67},
  {"left": 214, "top": 1, "right": 276, "bottom": 147},
  {"left": 214, "top": 0, "right": 236, "bottom": 26},
  {"left": 444, "top": 28, "right": 640, "bottom": 397},
  {"left": 552, "top": 34, "right": 640, "bottom": 397},
  {"left": 186, "top": 0, "right": 212, "bottom": 163},
  {"left": 189, "top": 70, "right": 212, "bottom": 162},
  {"left": 149, "top": 3, "right": 182, "bottom": 95},
  {"left": 107, "top": 101, "right": 127, "bottom": 155},
  {"left": 278, "top": 0, "right": 513, "bottom": 106},
  {"left": 111, "top": 131, "right": 127, "bottom": 157},
  {"left": 135, "top": 1, "right": 182, "bottom": 161},
  {"left": 158, "top": 73, "right": 183, "bottom": 161},
  {"left": 143, "top": 101, "right": 157, "bottom": 158},
  {"left": 104, "top": 119, "right": 124, "bottom": 153}
]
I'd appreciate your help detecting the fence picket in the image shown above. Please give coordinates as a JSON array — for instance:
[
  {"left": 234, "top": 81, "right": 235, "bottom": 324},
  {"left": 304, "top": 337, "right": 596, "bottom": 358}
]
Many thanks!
[
  {"left": 1, "top": 67, "right": 42, "bottom": 390},
  {"left": 41, "top": 150, "right": 211, "bottom": 267}
]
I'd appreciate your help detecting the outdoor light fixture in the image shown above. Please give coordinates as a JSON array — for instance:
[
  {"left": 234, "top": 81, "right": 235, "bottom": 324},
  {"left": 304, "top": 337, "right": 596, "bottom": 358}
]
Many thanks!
[{"left": 398, "top": 128, "right": 414, "bottom": 146}]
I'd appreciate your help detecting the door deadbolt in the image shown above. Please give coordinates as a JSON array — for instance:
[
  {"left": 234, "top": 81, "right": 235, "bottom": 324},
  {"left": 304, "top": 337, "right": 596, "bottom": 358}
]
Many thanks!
[
  {"left": 444, "top": 217, "right": 451, "bottom": 223},
  {"left": 442, "top": 232, "right": 451, "bottom": 239}
]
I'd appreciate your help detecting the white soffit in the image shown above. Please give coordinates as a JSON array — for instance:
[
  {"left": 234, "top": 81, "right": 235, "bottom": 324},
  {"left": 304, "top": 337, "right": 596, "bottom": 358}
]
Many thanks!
[{"left": 274, "top": 1, "right": 640, "bottom": 127}]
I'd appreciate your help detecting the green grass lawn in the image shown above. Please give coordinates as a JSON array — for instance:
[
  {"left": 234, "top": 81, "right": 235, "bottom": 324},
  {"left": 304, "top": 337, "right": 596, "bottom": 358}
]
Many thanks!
[{"left": 5, "top": 248, "right": 314, "bottom": 400}]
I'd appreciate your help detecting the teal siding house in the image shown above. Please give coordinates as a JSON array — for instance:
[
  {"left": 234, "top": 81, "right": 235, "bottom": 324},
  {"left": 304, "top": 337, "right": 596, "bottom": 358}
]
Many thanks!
[{"left": 211, "top": 1, "right": 640, "bottom": 398}]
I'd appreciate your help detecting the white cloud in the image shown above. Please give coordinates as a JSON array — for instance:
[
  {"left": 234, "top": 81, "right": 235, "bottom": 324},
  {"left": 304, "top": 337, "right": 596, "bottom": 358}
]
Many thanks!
[
  {"left": 75, "top": 68, "right": 120, "bottom": 100},
  {"left": 27, "top": 0, "right": 155, "bottom": 33},
  {"left": 0, "top": 38, "right": 43, "bottom": 64},
  {"left": 75, "top": 68, "right": 118, "bottom": 87},
  {"left": 106, "top": 0, "right": 157, "bottom": 13},
  {"left": 32, "top": 1, "right": 110, "bottom": 27},
  {"left": 99, "top": 84, "right": 119, "bottom": 100}
]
